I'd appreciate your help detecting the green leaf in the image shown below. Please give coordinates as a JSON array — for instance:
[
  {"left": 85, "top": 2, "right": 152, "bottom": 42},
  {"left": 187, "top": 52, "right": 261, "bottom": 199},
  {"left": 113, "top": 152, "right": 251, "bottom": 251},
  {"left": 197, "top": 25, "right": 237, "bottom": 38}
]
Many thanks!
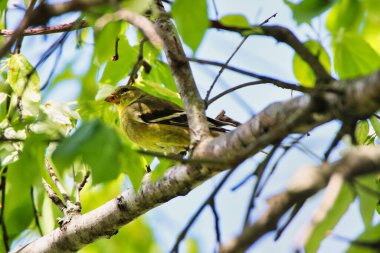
[
  {"left": 346, "top": 222, "right": 380, "bottom": 253},
  {"left": 326, "top": 0, "right": 364, "bottom": 34},
  {"left": 332, "top": 31, "right": 380, "bottom": 79},
  {"left": 293, "top": 40, "right": 331, "bottom": 87},
  {"left": 120, "top": 144, "right": 146, "bottom": 190},
  {"left": 285, "top": 0, "right": 337, "bottom": 25},
  {"left": 186, "top": 238, "right": 200, "bottom": 253},
  {"left": 7, "top": 54, "right": 40, "bottom": 117},
  {"left": 140, "top": 61, "right": 177, "bottom": 93},
  {"left": 369, "top": 116, "right": 380, "bottom": 138},
  {"left": 356, "top": 176, "right": 378, "bottom": 228},
  {"left": 304, "top": 181, "right": 355, "bottom": 253},
  {"left": 136, "top": 79, "right": 183, "bottom": 107},
  {"left": 100, "top": 37, "right": 137, "bottom": 84},
  {"left": 171, "top": 0, "right": 209, "bottom": 52},
  {"left": 219, "top": 15, "right": 251, "bottom": 28},
  {"left": 355, "top": 120, "right": 370, "bottom": 145},
  {"left": 94, "top": 22, "right": 122, "bottom": 64},
  {"left": 5, "top": 169, "right": 34, "bottom": 240},
  {"left": 52, "top": 120, "right": 122, "bottom": 184}
]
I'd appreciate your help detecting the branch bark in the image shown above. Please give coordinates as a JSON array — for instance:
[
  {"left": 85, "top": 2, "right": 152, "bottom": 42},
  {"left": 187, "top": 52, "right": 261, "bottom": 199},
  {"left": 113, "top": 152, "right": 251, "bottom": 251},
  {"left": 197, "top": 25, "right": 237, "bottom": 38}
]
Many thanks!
[
  {"left": 219, "top": 146, "right": 380, "bottom": 253},
  {"left": 154, "top": 0, "right": 211, "bottom": 144},
  {"left": 12, "top": 69, "right": 380, "bottom": 253},
  {"left": 0, "top": 21, "right": 89, "bottom": 36}
]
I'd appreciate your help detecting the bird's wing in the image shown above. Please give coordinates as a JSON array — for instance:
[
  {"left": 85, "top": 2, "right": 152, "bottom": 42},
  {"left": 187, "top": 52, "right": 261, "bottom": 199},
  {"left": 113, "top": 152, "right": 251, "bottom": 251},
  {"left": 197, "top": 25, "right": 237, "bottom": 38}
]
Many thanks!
[{"left": 136, "top": 96, "right": 229, "bottom": 132}]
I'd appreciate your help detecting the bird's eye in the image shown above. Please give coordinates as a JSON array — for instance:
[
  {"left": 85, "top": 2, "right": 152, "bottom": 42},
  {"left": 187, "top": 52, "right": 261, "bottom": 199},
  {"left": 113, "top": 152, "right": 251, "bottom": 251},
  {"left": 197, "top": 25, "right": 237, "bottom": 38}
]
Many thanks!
[{"left": 119, "top": 87, "right": 129, "bottom": 93}]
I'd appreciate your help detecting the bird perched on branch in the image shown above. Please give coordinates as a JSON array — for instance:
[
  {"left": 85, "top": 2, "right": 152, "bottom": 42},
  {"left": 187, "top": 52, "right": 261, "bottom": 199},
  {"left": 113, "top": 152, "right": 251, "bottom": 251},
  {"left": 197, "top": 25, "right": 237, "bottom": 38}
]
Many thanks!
[{"left": 105, "top": 85, "right": 239, "bottom": 154}]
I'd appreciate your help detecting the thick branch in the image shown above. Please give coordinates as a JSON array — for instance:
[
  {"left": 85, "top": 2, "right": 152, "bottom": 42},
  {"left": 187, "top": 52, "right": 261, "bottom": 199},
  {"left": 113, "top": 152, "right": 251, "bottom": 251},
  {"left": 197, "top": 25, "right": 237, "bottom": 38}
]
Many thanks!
[
  {"left": 154, "top": 0, "right": 211, "bottom": 143},
  {"left": 210, "top": 21, "right": 333, "bottom": 83},
  {"left": 12, "top": 69, "right": 380, "bottom": 253},
  {"left": 219, "top": 146, "right": 380, "bottom": 253}
]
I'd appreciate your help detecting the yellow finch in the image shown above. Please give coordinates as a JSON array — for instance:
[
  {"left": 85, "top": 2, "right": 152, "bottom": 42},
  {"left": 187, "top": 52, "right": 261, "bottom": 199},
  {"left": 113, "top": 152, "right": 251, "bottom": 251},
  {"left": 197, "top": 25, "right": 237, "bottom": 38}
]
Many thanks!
[{"left": 105, "top": 86, "right": 239, "bottom": 154}]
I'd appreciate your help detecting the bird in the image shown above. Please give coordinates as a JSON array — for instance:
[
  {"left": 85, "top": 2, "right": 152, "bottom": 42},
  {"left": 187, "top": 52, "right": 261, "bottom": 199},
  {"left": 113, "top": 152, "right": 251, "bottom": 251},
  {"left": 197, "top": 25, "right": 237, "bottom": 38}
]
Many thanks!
[{"left": 105, "top": 85, "right": 239, "bottom": 154}]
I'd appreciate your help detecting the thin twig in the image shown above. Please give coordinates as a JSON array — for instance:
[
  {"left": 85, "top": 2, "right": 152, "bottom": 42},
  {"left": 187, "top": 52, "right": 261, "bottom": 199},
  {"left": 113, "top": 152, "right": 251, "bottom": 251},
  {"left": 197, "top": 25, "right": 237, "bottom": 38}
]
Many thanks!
[
  {"left": 256, "top": 135, "right": 305, "bottom": 196},
  {"left": 204, "top": 36, "right": 249, "bottom": 105},
  {"left": 204, "top": 13, "right": 277, "bottom": 105},
  {"left": 209, "top": 198, "right": 221, "bottom": 244},
  {"left": 45, "top": 161, "right": 70, "bottom": 203},
  {"left": 208, "top": 81, "right": 267, "bottom": 106},
  {"left": 170, "top": 169, "right": 236, "bottom": 253},
  {"left": 112, "top": 37, "right": 120, "bottom": 61},
  {"left": 187, "top": 57, "right": 312, "bottom": 93},
  {"left": 274, "top": 200, "right": 305, "bottom": 240},
  {"left": 30, "top": 187, "right": 43, "bottom": 236},
  {"left": 209, "top": 21, "right": 333, "bottom": 83},
  {"left": 243, "top": 144, "right": 279, "bottom": 228},
  {"left": 42, "top": 179, "right": 66, "bottom": 211},
  {"left": 0, "top": 21, "right": 89, "bottom": 36},
  {"left": 75, "top": 171, "right": 90, "bottom": 207},
  {"left": 13, "top": 0, "right": 38, "bottom": 54},
  {"left": 324, "top": 123, "right": 345, "bottom": 161},
  {"left": 127, "top": 37, "right": 148, "bottom": 85},
  {"left": 40, "top": 40, "right": 64, "bottom": 91},
  {"left": 211, "top": 0, "right": 218, "bottom": 19}
]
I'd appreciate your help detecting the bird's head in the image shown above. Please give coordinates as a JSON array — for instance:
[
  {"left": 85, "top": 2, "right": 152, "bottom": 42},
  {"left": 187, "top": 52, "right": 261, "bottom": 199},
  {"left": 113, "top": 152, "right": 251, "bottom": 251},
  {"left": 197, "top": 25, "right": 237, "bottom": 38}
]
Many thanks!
[{"left": 105, "top": 86, "right": 145, "bottom": 106}]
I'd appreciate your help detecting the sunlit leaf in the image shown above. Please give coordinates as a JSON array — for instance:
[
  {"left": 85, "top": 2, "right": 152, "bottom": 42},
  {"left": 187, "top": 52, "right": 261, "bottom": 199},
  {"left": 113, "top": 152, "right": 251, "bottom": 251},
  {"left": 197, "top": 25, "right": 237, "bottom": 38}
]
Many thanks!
[
  {"left": 326, "top": 0, "right": 364, "bottom": 34},
  {"left": 219, "top": 15, "right": 251, "bottom": 28},
  {"left": 135, "top": 79, "right": 183, "bottom": 107},
  {"left": 172, "top": 0, "right": 209, "bottom": 52},
  {"left": 94, "top": 22, "right": 122, "bottom": 64},
  {"left": 7, "top": 54, "right": 40, "bottom": 117},
  {"left": 52, "top": 120, "right": 122, "bottom": 184},
  {"left": 100, "top": 37, "right": 137, "bottom": 85},
  {"left": 186, "top": 238, "right": 200, "bottom": 253},
  {"left": 355, "top": 120, "right": 369, "bottom": 145},
  {"left": 140, "top": 61, "right": 177, "bottom": 93},
  {"left": 293, "top": 40, "right": 331, "bottom": 87},
  {"left": 333, "top": 31, "right": 380, "bottom": 79},
  {"left": 120, "top": 143, "right": 146, "bottom": 190},
  {"left": 285, "top": 0, "right": 336, "bottom": 25},
  {"left": 369, "top": 116, "right": 380, "bottom": 138}
]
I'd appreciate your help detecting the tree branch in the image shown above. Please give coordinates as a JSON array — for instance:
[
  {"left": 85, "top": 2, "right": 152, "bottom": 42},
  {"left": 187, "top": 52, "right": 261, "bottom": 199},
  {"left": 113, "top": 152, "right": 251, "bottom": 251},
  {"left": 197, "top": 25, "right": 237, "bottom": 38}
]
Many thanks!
[
  {"left": 219, "top": 146, "right": 380, "bottom": 253},
  {"left": 0, "top": 21, "right": 89, "bottom": 36},
  {"left": 154, "top": 0, "right": 211, "bottom": 143},
  {"left": 210, "top": 21, "right": 333, "bottom": 83},
  {"left": 187, "top": 57, "right": 312, "bottom": 93}
]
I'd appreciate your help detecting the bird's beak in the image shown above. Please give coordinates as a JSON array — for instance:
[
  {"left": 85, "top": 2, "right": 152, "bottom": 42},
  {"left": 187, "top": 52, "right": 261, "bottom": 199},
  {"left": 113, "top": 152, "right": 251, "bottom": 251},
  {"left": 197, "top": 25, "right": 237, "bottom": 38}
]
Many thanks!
[{"left": 105, "top": 94, "right": 120, "bottom": 104}]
